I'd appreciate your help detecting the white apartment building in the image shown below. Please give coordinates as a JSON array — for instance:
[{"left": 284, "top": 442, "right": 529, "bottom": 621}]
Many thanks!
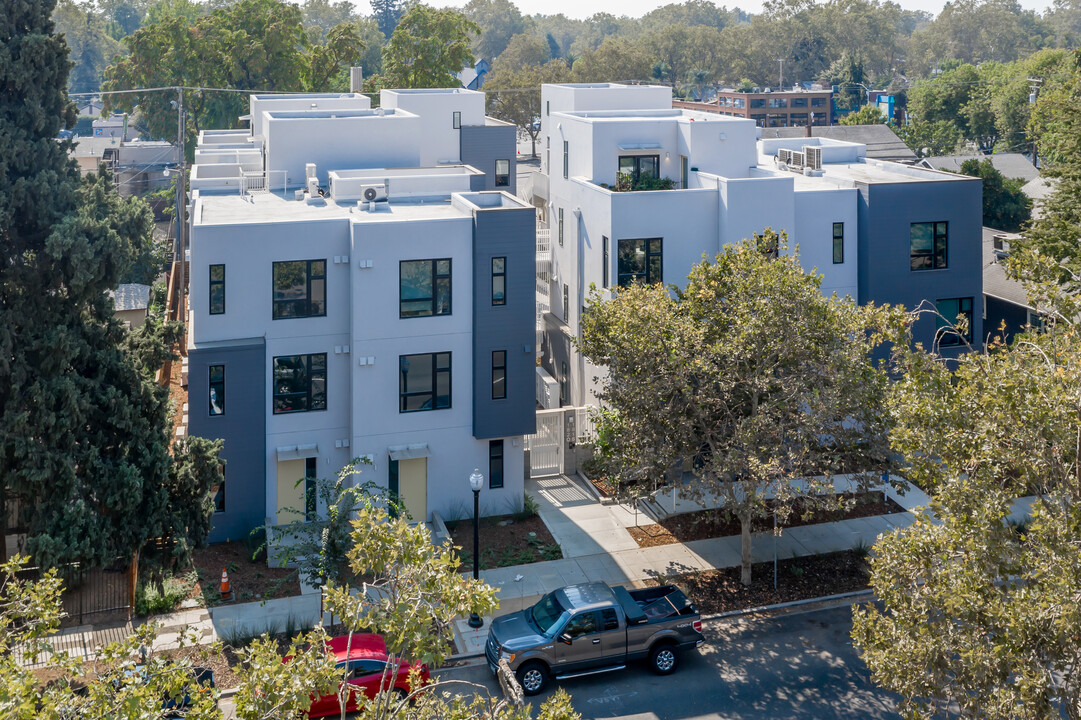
[
  {"left": 536, "top": 83, "right": 982, "bottom": 408},
  {"left": 184, "top": 89, "right": 534, "bottom": 544}
]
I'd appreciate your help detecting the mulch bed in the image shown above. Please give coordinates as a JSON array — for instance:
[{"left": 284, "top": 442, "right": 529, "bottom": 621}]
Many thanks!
[
  {"left": 447, "top": 513, "right": 563, "bottom": 570},
  {"left": 581, "top": 471, "right": 617, "bottom": 498},
  {"left": 628, "top": 491, "right": 905, "bottom": 548},
  {"left": 649, "top": 550, "right": 871, "bottom": 615},
  {"left": 188, "top": 541, "right": 300, "bottom": 607}
]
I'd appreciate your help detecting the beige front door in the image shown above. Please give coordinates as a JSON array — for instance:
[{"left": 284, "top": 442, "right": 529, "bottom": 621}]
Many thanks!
[
  {"left": 276, "top": 459, "right": 306, "bottom": 524},
  {"left": 398, "top": 457, "right": 427, "bottom": 523}
]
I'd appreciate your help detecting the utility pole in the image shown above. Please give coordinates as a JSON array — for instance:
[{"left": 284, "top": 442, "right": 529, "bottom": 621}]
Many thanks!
[
  {"left": 776, "top": 59, "right": 785, "bottom": 90},
  {"left": 174, "top": 87, "right": 186, "bottom": 320},
  {"left": 1028, "top": 77, "right": 1042, "bottom": 169}
]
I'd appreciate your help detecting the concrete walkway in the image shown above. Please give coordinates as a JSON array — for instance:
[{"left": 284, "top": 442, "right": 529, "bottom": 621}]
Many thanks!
[{"left": 527, "top": 476, "right": 639, "bottom": 557}]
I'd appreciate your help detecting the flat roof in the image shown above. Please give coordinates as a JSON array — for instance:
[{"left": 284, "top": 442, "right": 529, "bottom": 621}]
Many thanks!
[
  {"left": 755, "top": 156, "right": 980, "bottom": 186},
  {"left": 195, "top": 191, "right": 475, "bottom": 227}
]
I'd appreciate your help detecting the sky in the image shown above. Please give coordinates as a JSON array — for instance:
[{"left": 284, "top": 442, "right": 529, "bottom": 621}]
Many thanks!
[{"left": 432, "top": 0, "right": 1053, "bottom": 21}]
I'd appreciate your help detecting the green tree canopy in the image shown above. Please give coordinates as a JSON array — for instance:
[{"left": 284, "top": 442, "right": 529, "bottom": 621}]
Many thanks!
[
  {"left": 464, "top": 0, "right": 527, "bottom": 62},
  {"left": 958, "top": 157, "right": 1032, "bottom": 231},
  {"left": 486, "top": 59, "right": 569, "bottom": 157},
  {"left": 578, "top": 230, "right": 906, "bottom": 586},
  {"left": 839, "top": 104, "right": 886, "bottom": 125},
  {"left": 382, "top": 4, "right": 479, "bottom": 88}
]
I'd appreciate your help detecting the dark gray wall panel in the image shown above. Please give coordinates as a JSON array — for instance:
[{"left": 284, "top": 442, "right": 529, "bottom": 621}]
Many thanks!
[
  {"left": 472, "top": 204, "right": 536, "bottom": 438},
  {"left": 188, "top": 340, "right": 266, "bottom": 544},
  {"left": 461, "top": 124, "right": 517, "bottom": 194}
]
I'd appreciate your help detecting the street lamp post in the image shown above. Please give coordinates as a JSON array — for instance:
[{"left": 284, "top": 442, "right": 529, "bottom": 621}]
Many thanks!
[{"left": 468, "top": 468, "right": 484, "bottom": 629}]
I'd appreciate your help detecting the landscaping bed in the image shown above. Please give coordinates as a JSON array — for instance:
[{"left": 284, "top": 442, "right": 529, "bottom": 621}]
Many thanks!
[
  {"left": 628, "top": 491, "right": 905, "bottom": 548},
  {"left": 187, "top": 541, "right": 300, "bottom": 608},
  {"left": 447, "top": 514, "right": 562, "bottom": 570},
  {"left": 649, "top": 549, "right": 871, "bottom": 615}
]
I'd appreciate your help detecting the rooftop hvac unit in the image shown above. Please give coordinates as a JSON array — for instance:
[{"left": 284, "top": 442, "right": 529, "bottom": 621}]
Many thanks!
[
  {"left": 993, "top": 234, "right": 1011, "bottom": 257},
  {"left": 777, "top": 148, "right": 792, "bottom": 164},
  {"left": 359, "top": 183, "right": 387, "bottom": 202},
  {"left": 804, "top": 146, "right": 822, "bottom": 170},
  {"left": 350, "top": 66, "right": 363, "bottom": 93},
  {"left": 305, "top": 163, "right": 319, "bottom": 196},
  {"left": 789, "top": 151, "right": 805, "bottom": 169}
]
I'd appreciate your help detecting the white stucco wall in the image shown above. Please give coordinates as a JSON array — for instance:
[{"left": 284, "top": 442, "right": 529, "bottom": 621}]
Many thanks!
[
  {"left": 380, "top": 89, "right": 486, "bottom": 166},
  {"left": 250, "top": 93, "right": 371, "bottom": 139},
  {"left": 793, "top": 188, "right": 859, "bottom": 301}
]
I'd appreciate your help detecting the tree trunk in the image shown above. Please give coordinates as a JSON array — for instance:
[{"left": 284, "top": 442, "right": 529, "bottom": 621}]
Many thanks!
[{"left": 740, "top": 514, "right": 752, "bottom": 586}]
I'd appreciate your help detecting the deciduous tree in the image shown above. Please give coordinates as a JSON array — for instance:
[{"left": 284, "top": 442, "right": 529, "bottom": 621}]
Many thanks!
[
  {"left": 486, "top": 59, "right": 569, "bottom": 157},
  {"left": 578, "top": 231, "right": 906, "bottom": 586},
  {"left": 382, "top": 4, "right": 479, "bottom": 88},
  {"left": 958, "top": 157, "right": 1032, "bottom": 231}
]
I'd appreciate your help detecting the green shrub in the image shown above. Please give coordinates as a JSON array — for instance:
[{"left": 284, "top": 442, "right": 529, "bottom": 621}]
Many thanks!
[{"left": 135, "top": 571, "right": 196, "bottom": 615}]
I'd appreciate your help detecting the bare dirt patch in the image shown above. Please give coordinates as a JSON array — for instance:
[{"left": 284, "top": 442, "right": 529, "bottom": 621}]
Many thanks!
[
  {"left": 628, "top": 491, "right": 905, "bottom": 548},
  {"left": 447, "top": 514, "right": 562, "bottom": 570},
  {"left": 189, "top": 541, "right": 300, "bottom": 608},
  {"left": 649, "top": 550, "right": 871, "bottom": 615}
]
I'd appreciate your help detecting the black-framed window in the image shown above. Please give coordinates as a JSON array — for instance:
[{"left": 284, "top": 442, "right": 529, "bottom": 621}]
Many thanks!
[
  {"left": 812, "top": 97, "right": 827, "bottom": 107},
  {"left": 489, "top": 440, "right": 504, "bottom": 489},
  {"left": 911, "top": 222, "right": 948, "bottom": 271},
  {"left": 452, "top": 111, "right": 461, "bottom": 129},
  {"left": 399, "top": 352, "right": 451, "bottom": 413},
  {"left": 492, "top": 350, "right": 506, "bottom": 399},
  {"left": 209, "top": 365, "right": 225, "bottom": 416},
  {"left": 832, "top": 222, "right": 844, "bottom": 264},
  {"left": 558, "top": 208, "right": 564, "bottom": 246},
  {"left": 214, "top": 465, "right": 225, "bottom": 513},
  {"left": 936, "top": 297, "right": 973, "bottom": 346},
  {"left": 209, "top": 264, "right": 225, "bottom": 315},
  {"left": 560, "top": 361, "right": 568, "bottom": 405},
  {"left": 602, "top": 236, "right": 609, "bottom": 288},
  {"left": 618, "top": 238, "right": 663, "bottom": 286},
  {"left": 400, "top": 259, "right": 451, "bottom": 318},
  {"left": 791, "top": 97, "right": 808, "bottom": 107},
  {"left": 563, "top": 140, "right": 568, "bottom": 179},
  {"left": 546, "top": 100, "right": 550, "bottom": 116},
  {"left": 495, "top": 159, "right": 510, "bottom": 187},
  {"left": 305, "top": 457, "right": 317, "bottom": 522},
  {"left": 618, "top": 155, "right": 659, "bottom": 182},
  {"left": 563, "top": 283, "right": 569, "bottom": 323},
  {"left": 273, "top": 353, "right": 327, "bottom": 414},
  {"left": 492, "top": 257, "right": 505, "bottom": 305},
  {"left": 273, "top": 260, "right": 326, "bottom": 319}
]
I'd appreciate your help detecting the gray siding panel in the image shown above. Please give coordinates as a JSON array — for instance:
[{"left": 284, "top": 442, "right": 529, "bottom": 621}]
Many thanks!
[
  {"left": 188, "top": 340, "right": 267, "bottom": 543},
  {"left": 857, "top": 179, "right": 983, "bottom": 353},
  {"left": 472, "top": 204, "right": 536, "bottom": 438},
  {"left": 460, "top": 124, "right": 517, "bottom": 195}
]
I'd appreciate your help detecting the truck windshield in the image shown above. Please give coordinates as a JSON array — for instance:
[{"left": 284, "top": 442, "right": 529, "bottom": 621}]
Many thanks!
[{"left": 529, "top": 592, "right": 565, "bottom": 635}]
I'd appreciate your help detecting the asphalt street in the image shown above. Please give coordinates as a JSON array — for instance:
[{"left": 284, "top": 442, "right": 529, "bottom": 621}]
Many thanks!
[{"left": 434, "top": 604, "right": 901, "bottom": 720}]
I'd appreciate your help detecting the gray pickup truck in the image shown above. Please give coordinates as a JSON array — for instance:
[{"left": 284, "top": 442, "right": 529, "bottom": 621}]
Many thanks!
[{"left": 485, "top": 582, "right": 704, "bottom": 696}]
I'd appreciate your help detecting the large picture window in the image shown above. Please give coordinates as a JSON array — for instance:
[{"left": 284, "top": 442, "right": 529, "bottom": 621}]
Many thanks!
[
  {"left": 209, "top": 365, "right": 225, "bottom": 416},
  {"left": 209, "top": 264, "right": 225, "bottom": 315},
  {"left": 618, "top": 238, "right": 663, "bottom": 286},
  {"left": 489, "top": 440, "right": 504, "bottom": 489},
  {"left": 400, "top": 259, "right": 451, "bottom": 318},
  {"left": 399, "top": 352, "right": 451, "bottom": 413},
  {"left": 273, "top": 353, "right": 327, "bottom": 414},
  {"left": 936, "top": 297, "right": 973, "bottom": 346},
  {"left": 273, "top": 260, "right": 326, "bottom": 319},
  {"left": 832, "top": 222, "right": 844, "bottom": 264},
  {"left": 618, "top": 155, "right": 659, "bottom": 182},
  {"left": 911, "top": 222, "right": 948, "bottom": 271}
]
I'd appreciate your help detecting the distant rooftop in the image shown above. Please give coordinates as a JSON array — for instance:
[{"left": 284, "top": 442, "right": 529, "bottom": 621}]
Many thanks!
[
  {"left": 983, "top": 227, "right": 1029, "bottom": 308},
  {"left": 920, "top": 153, "right": 1039, "bottom": 182},
  {"left": 760, "top": 125, "right": 916, "bottom": 161},
  {"left": 110, "top": 283, "right": 151, "bottom": 311}
]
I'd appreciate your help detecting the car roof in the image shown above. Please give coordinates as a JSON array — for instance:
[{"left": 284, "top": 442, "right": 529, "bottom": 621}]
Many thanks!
[
  {"left": 557, "top": 582, "right": 616, "bottom": 611},
  {"left": 326, "top": 633, "right": 387, "bottom": 661}
]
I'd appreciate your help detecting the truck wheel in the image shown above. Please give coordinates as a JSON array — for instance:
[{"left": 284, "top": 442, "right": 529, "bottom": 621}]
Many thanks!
[
  {"left": 649, "top": 644, "right": 678, "bottom": 675},
  {"left": 516, "top": 662, "right": 548, "bottom": 696}
]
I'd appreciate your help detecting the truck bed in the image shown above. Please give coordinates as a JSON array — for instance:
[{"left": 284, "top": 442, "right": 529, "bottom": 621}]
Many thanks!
[{"left": 614, "top": 585, "right": 696, "bottom": 626}]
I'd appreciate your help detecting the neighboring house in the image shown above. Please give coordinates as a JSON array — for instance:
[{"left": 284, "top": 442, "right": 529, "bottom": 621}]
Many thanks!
[
  {"left": 109, "top": 283, "right": 151, "bottom": 328},
  {"left": 73, "top": 136, "right": 122, "bottom": 175},
  {"left": 92, "top": 113, "right": 138, "bottom": 141},
  {"left": 760, "top": 124, "right": 917, "bottom": 162},
  {"left": 919, "top": 153, "right": 1040, "bottom": 182},
  {"left": 1021, "top": 176, "right": 1055, "bottom": 219},
  {"left": 536, "top": 82, "right": 982, "bottom": 408},
  {"left": 77, "top": 99, "right": 104, "bottom": 118},
  {"left": 675, "top": 86, "right": 833, "bottom": 127},
  {"left": 982, "top": 228, "right": 1038, "bottom": 343},
  {"left": 71, "top": 137, "right": 179, "bottom": 196},
  {"left": 458, "top": 59, "right": 489, "bottom": 91},
  {"left": 186, "top": 88, "right": 531, "bottom": 544}
]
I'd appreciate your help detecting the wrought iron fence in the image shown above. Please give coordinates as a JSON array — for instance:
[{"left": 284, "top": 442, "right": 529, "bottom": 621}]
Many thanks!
[{"left": 14, "top": 556, "right": 134, "bottom": 625}]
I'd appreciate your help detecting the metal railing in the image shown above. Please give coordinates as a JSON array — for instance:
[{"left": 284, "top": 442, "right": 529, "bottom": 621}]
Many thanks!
[{"left": 14, "top": 556, "right": 135, "bottom": 625}]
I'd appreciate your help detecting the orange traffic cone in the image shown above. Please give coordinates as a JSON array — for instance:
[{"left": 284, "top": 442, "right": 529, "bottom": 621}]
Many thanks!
[{"left": 219, "top": 568, "right": 233, "bottom": 602}]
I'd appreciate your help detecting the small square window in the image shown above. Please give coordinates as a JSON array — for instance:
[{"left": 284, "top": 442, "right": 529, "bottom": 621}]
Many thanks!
[
  {"left": 273, "top": 260, "right": 326, "bottom": 319},
  {"left": 911, "top": 222, "right": 948, "bottom": 271},
  {"left": 400, "top": 259, "right": 452, "bottom": 318},
  {"left": 273, "top": 354, "right": 327, "bottom": 414},
  {"left": 209, "top": 364, "right": 225, "bottom": 416},
  {"left": 489, "top": 440, "right": 504, "bottom": 489},
  {"left": 936, "top": 297, "right": 973, "bottom": 346},
  {"left": 494, "top": 159, "right": 510, "bottom": 187},
  {"left": 399, "top": 352, "right": 452, "bottom": 413},
  {"left": 452, "top": 111, "right": 461, "bottom": 129}
]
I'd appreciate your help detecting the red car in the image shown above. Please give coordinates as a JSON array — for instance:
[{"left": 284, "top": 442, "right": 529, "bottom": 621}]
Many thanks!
[{"left": 305, "top": 634, "right": 429, "bottom": 718}]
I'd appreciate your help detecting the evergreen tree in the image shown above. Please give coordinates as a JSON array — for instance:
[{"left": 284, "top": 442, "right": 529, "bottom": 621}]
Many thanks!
[
  {"left": 0, "top": 0, "right": 210, "bottom": 569},
  {"left": 370, "top": 0, "right": 401, "bottom": 38},
  {"left": 959, "top": 158, "right": 1032, "bottom": 232}
]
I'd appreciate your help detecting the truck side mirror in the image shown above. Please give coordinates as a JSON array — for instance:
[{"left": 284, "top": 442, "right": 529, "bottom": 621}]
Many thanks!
[{"left": 559, "top": 633, "right": 572, "bottom": 645}]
